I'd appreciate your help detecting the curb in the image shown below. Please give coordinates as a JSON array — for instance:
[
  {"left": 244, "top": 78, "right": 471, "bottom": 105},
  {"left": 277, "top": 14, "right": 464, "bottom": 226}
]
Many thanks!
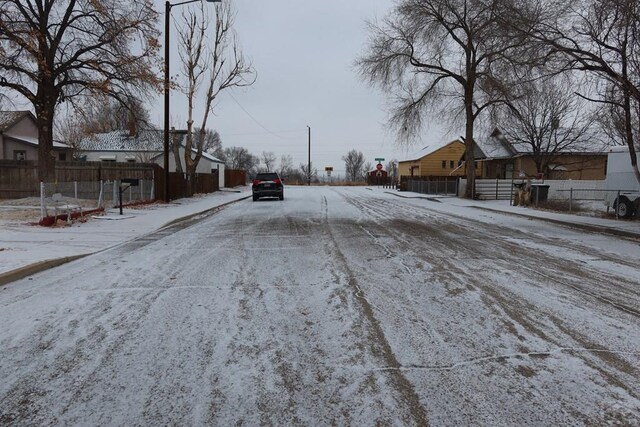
[
  {"left": 0, "top": 254, "right": 89, "bottom": 287},
  {"left": 0, "top": 194, "right": 250, "bottom": 287},
  {"left": 160, "top": 195, "right": 250, "bottom": 229},
  {"left": 470, "top": 206, "right": 640, "bottom": 241},
  {"left": 384, "top": 191, "right": 443, "bottom": 203},
  {"left": 384, "top": 191, "right": 640, "bottom": 241}
]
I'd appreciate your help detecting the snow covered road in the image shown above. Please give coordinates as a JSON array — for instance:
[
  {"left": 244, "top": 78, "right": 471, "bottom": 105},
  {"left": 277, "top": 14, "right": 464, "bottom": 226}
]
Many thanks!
[{"left": 1, "top": 187, "right": 639, "bottom": 425}]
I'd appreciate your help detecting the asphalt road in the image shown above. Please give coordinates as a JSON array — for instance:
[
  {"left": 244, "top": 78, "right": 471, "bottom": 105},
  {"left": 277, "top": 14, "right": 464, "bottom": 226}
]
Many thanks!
[{"left": 1, "top": 187, "right": 639, "bottom": 426}]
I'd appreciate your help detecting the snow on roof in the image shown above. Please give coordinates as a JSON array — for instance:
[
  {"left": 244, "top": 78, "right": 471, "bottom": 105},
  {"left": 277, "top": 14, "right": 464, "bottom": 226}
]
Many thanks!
[
  {"left": 0, "top": 111, "right": 31, "bottom": 132},
  {"left": 79, "top": 128, "right": 225, "bottom": 163},
  {"left": 475, "top": 129, "right": 606, "bottom": 159},
  {"left": 201, "top": 151, "right": 224, "bottom": 163},
  {"left": 474, "top": 136, "right": 514, "bottom": 160},
  {"left": 400, "top": 142, "right": 455, "bottom": 162},
  {"left": 78, "top": 129, "right": 173, "bottom": 152}
]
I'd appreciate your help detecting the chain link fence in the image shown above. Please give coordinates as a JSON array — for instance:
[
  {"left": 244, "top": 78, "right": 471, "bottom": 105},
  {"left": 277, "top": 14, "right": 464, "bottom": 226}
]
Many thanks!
[{"left": 40, "top": 179, "right": 155, "bottom": 221}]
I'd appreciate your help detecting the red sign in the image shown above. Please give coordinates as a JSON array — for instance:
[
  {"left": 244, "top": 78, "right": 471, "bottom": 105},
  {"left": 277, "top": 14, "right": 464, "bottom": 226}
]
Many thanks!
[{"left": 376, "top": 163, "right": 383, "bottom": 171}]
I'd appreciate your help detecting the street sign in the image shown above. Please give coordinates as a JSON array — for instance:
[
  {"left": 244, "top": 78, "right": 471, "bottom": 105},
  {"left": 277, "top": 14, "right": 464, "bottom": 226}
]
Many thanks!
[
  {"left": 374, "top": 157, "right": 385, "bottom": 162},
  {"left": 376, "top": 170, "right": 382, "bottom": 177},
  {"left": 376, "top": 163, "right": 383, "bottom": 171}
]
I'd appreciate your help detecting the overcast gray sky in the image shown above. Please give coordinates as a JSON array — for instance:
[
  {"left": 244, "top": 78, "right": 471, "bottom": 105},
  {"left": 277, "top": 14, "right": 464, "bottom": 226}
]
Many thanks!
[{"left": 153, "top": 0, "right": 451, "bottom": 176}]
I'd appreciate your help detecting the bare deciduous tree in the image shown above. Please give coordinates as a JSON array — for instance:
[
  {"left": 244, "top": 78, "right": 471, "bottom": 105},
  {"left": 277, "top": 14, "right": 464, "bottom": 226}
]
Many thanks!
[
  {"left": 177, "top": 2, "right": 256, "bottom": 193},
  {"left": 261, "top": 151, "right": 277, "bottom": 172},
  {"left": 205, "top": 130, "right": 224, "bottom": 159},
  {"left": 300, "top": 163, "right": 318, "bottom": 183},
  {"left": 342, "top": 149, "right": 365, "bottom": 182},
  {"left": 507, "top": 0, "right": 640, "bottom": 183},
  {"left": 357, "top": 0, "right": 523, "bottom": 197},
  {"left": 0, "top": 0, "right": 160, "bottom": 181},
  {"left": 78, "top": 97, "right": 151, "bottom": 135},
  {"left": 223, "top": 146, "right": 258, "bottom": 171},
  {"left": 494, "top": 76, "right": 598, "bottom": 174},
  {"left": 594, "top": 87, "right": 640, "bottom": 148},
  {"left": 278, "top": 154, "right": 295, "bottom": 179},
  {"left": 362, "top": 161, "right": 374, "bottom": 181}
]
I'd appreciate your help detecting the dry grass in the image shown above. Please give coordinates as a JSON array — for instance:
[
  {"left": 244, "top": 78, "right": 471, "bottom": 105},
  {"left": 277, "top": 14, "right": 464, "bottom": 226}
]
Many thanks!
[{"left": 534, "top": 199, "right": 588, "bottom": 213}]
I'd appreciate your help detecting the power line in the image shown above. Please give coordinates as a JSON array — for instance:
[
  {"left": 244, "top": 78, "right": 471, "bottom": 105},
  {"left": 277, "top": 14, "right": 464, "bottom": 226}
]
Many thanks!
[
  {"left": 227, "top": 92, "right": 303, "bottom": 140},
  {"left": 222, "top": 129, "right": 305, "bottom": 137}
]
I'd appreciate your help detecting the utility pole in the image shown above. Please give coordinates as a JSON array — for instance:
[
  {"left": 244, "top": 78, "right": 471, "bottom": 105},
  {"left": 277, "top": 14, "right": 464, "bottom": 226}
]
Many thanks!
[
  {"left": 307, "top": 125, "right": 311, "bottom": 186},
  {"left": 164, "top": 1, "right": 171, "bottom": 202}
]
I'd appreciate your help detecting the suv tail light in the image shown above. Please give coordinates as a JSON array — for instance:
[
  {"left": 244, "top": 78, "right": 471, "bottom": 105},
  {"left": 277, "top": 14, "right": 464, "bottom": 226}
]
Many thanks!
[
  {"left": 252, "top": 179, "right": 261, "bottom": 186},
  {"left": 273, "top": 178, "right": 282, "bottom": 184}
]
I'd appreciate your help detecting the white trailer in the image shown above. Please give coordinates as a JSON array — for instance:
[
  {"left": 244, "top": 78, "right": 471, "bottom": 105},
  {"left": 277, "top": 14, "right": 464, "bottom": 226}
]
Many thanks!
[{"left": 605, "top": 146, "right": 640, "bottom": 218}]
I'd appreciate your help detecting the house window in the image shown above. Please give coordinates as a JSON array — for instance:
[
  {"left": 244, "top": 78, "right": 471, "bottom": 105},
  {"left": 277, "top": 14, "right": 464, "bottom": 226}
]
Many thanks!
[
  {"left": 441, "top": 160, "right": 446, "bottom": 169},
  {"left": 59, "top": 152, "right": 67, "bottom": 161},
  {"left": 13, "top": 150, "right": 26, "bottom": 161},
  {"left": 450, "top": 160, "right": 454, "bottom": 168}
]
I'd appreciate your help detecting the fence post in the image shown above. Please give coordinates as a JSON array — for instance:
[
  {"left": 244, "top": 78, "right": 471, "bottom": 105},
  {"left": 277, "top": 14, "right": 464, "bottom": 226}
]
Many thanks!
[
  {"left": 509, "top": 174, "right": 514, "bottom": 206},
  {"left": 495, "top": 178, "right": 499, "bottom": 200},
  {"left": 616, "top": 190, "right": 620, "bottom": 220},
  {"left": 150, "top": 179, "right": 155, "bottom": 200},
  {"left": 40, "top": 182, "right": 46, "bottom": 220},
  {"left": 569, "top": 188, "right": 573, "bottom": 213},
  {"left": 98, "top": 180, "right": 104, "bottom": 209},
  {"left": 74, "top": 181, "right": 78, "bottom": 200},
  {"left": 535, "top": 185, "right": 539, "bottom": 206},
  {"left": 113, "top": 181, "right": 117, "bottom": 208}
]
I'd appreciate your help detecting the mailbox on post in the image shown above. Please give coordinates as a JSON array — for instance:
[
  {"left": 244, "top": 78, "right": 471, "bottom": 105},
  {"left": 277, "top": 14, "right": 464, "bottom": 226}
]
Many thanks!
[{"left": 119, "top": 178, "right": 140, "bottom": 215}]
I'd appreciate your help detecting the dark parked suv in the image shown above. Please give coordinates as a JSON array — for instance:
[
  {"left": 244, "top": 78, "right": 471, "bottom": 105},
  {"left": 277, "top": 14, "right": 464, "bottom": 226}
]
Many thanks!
[{"left": 252, "top": 172, "right": 284, "bottom": 201}]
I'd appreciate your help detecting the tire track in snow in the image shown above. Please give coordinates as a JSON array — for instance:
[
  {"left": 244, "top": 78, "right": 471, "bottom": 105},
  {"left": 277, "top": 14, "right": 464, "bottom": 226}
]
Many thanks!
[
  {"left": 320, "top": 191, "right": 431, "bottom": 426},
  {"left": 337, "top": 190, "right": 640, "bottom": 414},
  {"left": 351, "top": 192, "right": 640, "bottom": 320}
]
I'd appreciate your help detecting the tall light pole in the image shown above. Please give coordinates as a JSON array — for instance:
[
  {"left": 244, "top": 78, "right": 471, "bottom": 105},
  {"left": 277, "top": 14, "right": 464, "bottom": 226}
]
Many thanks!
[
  {"left": 164, "top": 0, "right": 220, "bottom": 202},
  {"left": 307, "top": 125, "right": 311, "bottom": 186}
]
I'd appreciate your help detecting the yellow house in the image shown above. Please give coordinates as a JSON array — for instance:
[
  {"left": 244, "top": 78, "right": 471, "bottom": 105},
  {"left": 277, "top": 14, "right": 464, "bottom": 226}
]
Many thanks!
[
  {"left": 399, "top": 139, "right": 484, "bottom": 178},
  {"left": 475, "top": 130, "right": 607, "bottom": 180}
]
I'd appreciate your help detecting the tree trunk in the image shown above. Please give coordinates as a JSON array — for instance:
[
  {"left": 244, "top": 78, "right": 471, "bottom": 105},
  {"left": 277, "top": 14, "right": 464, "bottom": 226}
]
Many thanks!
[
  {"left": 464, "top": 85, "right": 476, "bottom": 199},
  {"left": 171, "top": 131, "right": 183, "bottom": 174},
  {"left": 35, "top": 97, "right": 56, "bottom": 183}
]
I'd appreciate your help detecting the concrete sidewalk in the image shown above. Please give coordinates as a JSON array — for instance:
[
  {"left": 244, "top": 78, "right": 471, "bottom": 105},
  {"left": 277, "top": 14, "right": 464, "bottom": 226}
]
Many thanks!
[
  {"left": 387, "top": 190, "right": 640, "bottom": 240},
  {"left": 0, "top": 189, "right": 250, "bottom": 283}
]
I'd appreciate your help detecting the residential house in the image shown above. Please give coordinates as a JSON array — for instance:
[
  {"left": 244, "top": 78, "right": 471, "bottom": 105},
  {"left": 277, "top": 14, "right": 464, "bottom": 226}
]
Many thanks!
[
  {"left": 398, "top": 139, "right": 485, "bottom": 178},
  {"left": 78, "top": 128, "right": 226, "bottom": 187},
  {"left": 0, "top": 111, "right": 72, "bottom": 161},
  {"left": 474, "top": 129, "right": 607, "bottom": 180}
]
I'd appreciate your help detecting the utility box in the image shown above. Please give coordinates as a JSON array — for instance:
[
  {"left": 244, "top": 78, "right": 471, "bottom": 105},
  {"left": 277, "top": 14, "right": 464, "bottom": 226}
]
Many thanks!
[{"left": 531, "top": 184, "right": 550, "bottom": 203}]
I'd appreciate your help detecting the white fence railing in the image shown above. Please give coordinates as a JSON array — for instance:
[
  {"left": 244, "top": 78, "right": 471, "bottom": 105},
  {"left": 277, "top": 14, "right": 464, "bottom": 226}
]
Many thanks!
[{"left": 458, "top": 179, "right": 607, "bottom": 201}]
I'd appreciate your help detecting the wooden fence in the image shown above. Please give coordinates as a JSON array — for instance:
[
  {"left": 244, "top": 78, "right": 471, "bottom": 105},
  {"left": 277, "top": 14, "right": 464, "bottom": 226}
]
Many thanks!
[
  {"left": 167, "top": 172, "right": 219, "bottom": 200},
  {"left": 0, "top": 160, "right": 217, "bottom": 200},
  {"left": 0, "top": 160, "right": 39, "bottom": 199},
  {"left": 225, "top": 169, "right": 246, "bottom": 187}
]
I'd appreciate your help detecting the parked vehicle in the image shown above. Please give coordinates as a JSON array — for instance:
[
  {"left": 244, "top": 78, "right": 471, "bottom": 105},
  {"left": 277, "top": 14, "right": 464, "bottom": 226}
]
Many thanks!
[
  {"left": 605, "top": 146, "right": 640, "bottom": 218},
  {"left": 252, "top": 172, "right": 284, "bottom": 201}
]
